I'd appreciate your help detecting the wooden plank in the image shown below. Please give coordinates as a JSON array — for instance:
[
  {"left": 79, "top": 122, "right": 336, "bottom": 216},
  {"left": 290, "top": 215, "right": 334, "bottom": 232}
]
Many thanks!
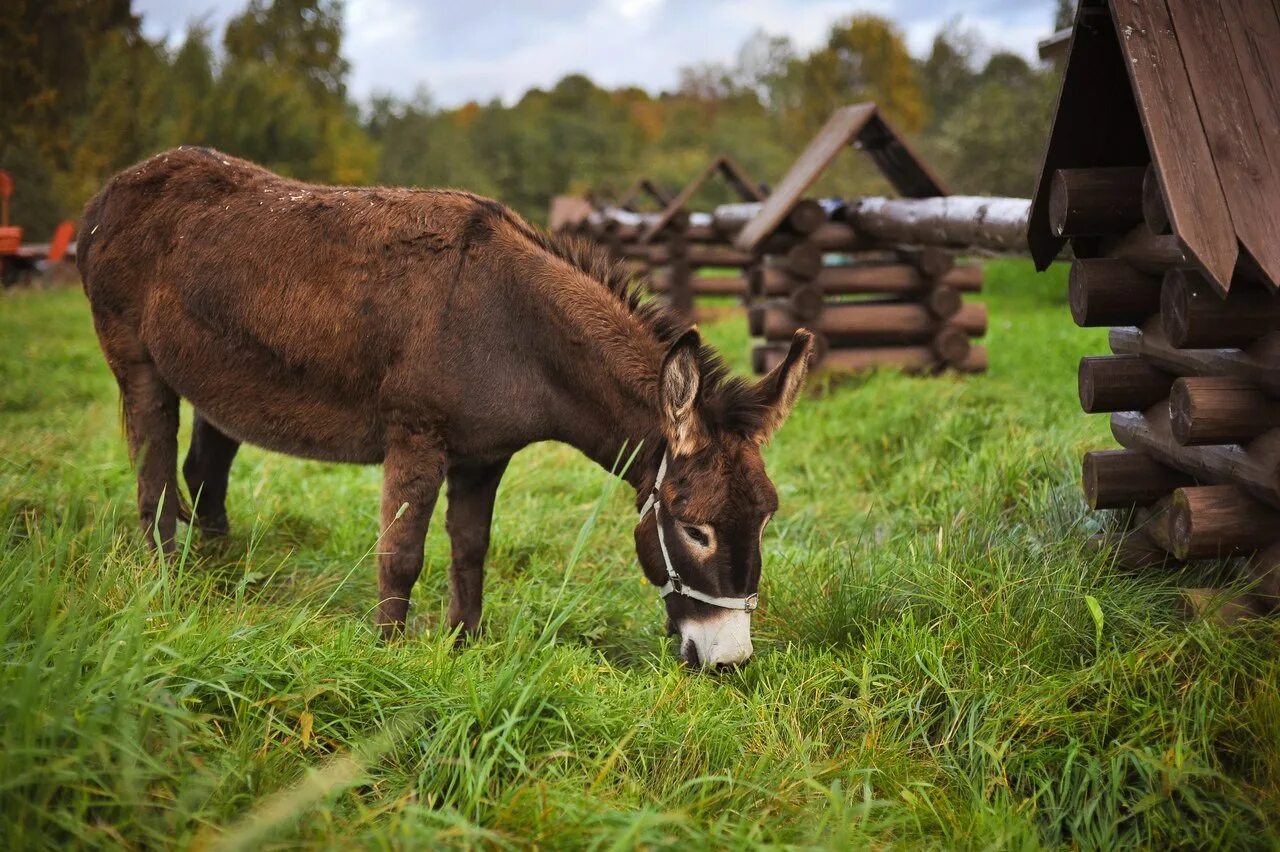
[
  {"left": 614, "top": 177, "right": 671, "bottom": 211},
  {"left": 1109, "top": 0, "right": 1238, "bottom": 293},
  {"left": 1028, "top": 2, "right": 1150, "bottom": 269},
  {"left": 735, "top": 104, "right": 947, "bottom": 252},
  {"left": 1218, "top": 0, "right": 1280, "bottom": 289},
  {"left": 735, "top": 104, "right": 878, "bottom": 252},
  {"left": 855, "top": 111, "right": 950, "bottom": 199},
  {"left": 640, "top": 154, "right": 764, "bottom": 244}
]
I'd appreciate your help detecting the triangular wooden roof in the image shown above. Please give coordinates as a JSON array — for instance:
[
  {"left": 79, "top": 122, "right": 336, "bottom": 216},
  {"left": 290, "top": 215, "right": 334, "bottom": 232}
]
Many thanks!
[
  {"left": 734, "top": 103, "right": 948, "bottom": 252},
  {"left": 639, "top": 154, "right": 765, "bottom": 244},
  {"left": 614, "top": 177, "right": 673, "bottom": 211},
  {"left": 1028, "top": 0, "right": 1280, "bottom": 294}
]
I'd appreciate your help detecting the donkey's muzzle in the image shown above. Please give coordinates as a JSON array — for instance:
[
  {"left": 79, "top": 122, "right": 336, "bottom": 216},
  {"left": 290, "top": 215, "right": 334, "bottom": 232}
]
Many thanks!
[{"left": 678, "top": 609, "right": 753, "bottom": 668}]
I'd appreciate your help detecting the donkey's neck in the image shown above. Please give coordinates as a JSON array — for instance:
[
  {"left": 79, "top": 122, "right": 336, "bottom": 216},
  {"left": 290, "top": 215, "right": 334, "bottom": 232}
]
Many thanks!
[
  {"left": 521, "top": 248, "right": 672, "bottom": 492},
  {"left": 546, "top": 336, "right": 666, "bottom": 493}
]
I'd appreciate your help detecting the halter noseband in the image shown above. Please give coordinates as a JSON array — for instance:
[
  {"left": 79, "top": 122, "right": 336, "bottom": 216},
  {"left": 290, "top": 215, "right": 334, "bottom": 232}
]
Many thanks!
[{"left": 638, "top": 452, "right": 758, "bottom": 613}]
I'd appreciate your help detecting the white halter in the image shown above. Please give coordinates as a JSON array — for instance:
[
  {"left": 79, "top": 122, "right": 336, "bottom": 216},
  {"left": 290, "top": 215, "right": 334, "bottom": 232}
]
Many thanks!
[{"left": 639, "top": 452, "right": 759, "bottom": 613}]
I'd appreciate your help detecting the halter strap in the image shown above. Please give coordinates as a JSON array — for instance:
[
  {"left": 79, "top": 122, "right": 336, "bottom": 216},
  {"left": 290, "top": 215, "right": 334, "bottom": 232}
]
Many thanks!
[{"left": 639, "top": 452, "right": 758, "bottom": 613}]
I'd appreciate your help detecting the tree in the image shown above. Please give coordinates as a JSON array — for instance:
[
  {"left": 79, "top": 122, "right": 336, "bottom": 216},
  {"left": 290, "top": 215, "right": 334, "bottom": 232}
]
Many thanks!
[
  {"left": 919, "top": 21, "right": 981, "bottom": 131},
  {"left": 223, "top": 0, "right": 350, "bottom": 100},
  {"left": 799, "top": 15, "right": 927, "bottom": 135}
]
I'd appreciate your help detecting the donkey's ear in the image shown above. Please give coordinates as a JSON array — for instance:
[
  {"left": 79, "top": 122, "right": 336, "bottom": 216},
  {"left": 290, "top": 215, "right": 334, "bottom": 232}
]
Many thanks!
[
  {"left": 659, "top": 328, "right": 706, "bottom": 456},
  {"left": 752, "top": 329, "right": 815, "bottom": 444}
]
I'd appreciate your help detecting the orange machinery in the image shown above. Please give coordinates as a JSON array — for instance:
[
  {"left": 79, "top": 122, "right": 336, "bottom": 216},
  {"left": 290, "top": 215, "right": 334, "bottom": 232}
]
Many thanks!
[{"left": 0, "top": 170, "right": 20, "bottom": 255}]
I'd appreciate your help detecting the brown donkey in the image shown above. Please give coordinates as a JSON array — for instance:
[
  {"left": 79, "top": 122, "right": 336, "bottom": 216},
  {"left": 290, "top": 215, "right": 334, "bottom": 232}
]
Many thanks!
[{"left": 78, "top": 148, "right": 813, "bottom": 667}]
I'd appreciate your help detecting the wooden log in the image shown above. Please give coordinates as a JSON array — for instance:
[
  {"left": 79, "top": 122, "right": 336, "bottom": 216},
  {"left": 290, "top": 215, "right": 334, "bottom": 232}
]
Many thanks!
[
  {"left": 1110, "top": 407, "right": 1280, "bottom": 509},
  {"left": 945, "top": 265, "right": 983, "bottom": 293},
  {"left": 651, "top": 273, "right": 745, "bottom": 296},
  {"left": 932, "top": 327, "right": 972, "bottom": 364},
  {"left": 1168, "top": 377, "right": 1280, "bottom": 446},
  {"left": 752, "top": 343, "right": 987, "bottom": 375},
  {"left": 1086, "top": 528, "right": 1181, "bottom": 569},
  {"left": 806, "top": 221, "right": 862, "bottom": 251},
  {"left": 786, "top": 200, "right": 827, "bottom": 235},
  {"left": 952, "top": 302, "right": 987, "bottom": 337},
  {"left": 1049, "top": 166, "right": 1146, "bottom": 237},
  {"left": 1097, "top": 224, "right": 1187, "bottom": 274},
  {"left": 961, "top": 345, "right": 989, "bottom": 373},
  {"left": 925, "top": 286, "right": 962, "bottom": 320},
  {"left": 1168, "top": 485, "right": 1280, "bottom": 559},
  {"left": 1082, "top": 449, "right": 1194, "bottom": 510},
  {"left": 843, "top": 196, "right": 1030, "bottom": 254},
  {"left": 684, "top": 224, "right": 718, "bottom": 243},
  {"left": 1142, "top": 162, "right": 1170, "bottom": 236},
  {"left": 752, "top": 300, "right": 960, "bottom": 341},
  {"left": 1078, "top": 355, "right": 1174, "bottom": 414},
  {"left": 750, "top": 263, "right": 981, "bottom": 297},
  {"left": 684, "top": 245, "right": 755, "bottom": 267},
  {"left": 783, "top": 242, "right": 823, "bottom": 279},
  {"left": 1110, "top": 322, "right": 1280, "bottom": 396},
  {"left": 897, "top": 248, "right": 954, "bottom": 278},
  {"left": 1133, "top": 496, "right": 1178, "bottom": 553},
  {"left": 1179, "top": 588, "right": 1263, "bottom": 625},
  {"left": 789, "top": 285, "right": 824, "bottom": 323},
  {"left": 712, "top": 199, "right": 827, "bottom": 237},
  {"left": 1069, "top": 259, "right": 1162, "bottom": 327},
  {"left": 1245, "top": 542, "right": 1280, "bottom": 614},
  {"left": 1160, "top": 268, "right": 1280, "bottom": 348}
]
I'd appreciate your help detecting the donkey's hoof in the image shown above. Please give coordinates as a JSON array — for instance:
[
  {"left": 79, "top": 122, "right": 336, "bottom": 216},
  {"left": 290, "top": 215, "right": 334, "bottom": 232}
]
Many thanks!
[{"left": 197, "top": 515, "right": 231, "bottom": 537}]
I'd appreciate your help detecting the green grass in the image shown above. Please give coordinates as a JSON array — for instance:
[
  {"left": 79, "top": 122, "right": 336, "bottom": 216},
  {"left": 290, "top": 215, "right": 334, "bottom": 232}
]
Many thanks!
[{"left": 2, "top": 261, "right": 1278, "bottom": 849}]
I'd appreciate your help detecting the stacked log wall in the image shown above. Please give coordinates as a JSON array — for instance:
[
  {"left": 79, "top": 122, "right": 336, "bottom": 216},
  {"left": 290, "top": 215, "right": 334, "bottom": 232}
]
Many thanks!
[
  {"left": 745, "top": 200, "right": 986, "bottom": 376},
  {"left": 1059, "top": 165, "right": 1280, "bottom": 602}
]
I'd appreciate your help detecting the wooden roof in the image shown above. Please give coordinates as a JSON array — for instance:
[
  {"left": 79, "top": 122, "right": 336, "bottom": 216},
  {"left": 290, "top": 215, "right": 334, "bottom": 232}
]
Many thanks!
[
  {"left": 734, "top": 103, "right": 948, "bottom": 252},
  {"left": 614, "top": 177, "right": 673, "bottom": 211},
  {"left": 1028, "top": 0, "right": 1280, "bottom": 294},
  {"left": 639, "top": 154, "right": 765, "bottom": 244},
  {"left": 547, "top": 195, "right": 594, "bottom": 231}
]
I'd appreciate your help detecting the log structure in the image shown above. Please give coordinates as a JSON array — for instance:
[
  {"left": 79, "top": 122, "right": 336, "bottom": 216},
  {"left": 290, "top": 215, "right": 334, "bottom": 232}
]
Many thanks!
[
  {"left": 635, "top": 154, "right": 766, "bottom": 316},
  {"left": 1029, "top": 0, "right": 1280, "bottom": 613},
  {"left": 734, "top": 104, "right": 987, "bottom": 376}
]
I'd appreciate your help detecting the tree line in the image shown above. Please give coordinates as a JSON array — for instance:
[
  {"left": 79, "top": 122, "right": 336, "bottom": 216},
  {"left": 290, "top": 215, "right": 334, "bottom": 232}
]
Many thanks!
[{"left": 1, "top": 0, "right": 1073, "bottom": 239}]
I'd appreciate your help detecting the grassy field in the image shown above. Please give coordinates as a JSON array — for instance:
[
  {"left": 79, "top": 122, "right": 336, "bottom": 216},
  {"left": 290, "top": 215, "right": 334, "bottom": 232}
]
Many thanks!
[{"left": 2, "top": 262, "right": 1278, "bottom": 849}]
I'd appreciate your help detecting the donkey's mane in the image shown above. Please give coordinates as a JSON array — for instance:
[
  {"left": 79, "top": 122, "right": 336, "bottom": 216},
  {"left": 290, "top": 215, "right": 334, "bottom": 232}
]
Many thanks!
[{"left": 519, "top": 223, "right": 773, "bottom": 438}]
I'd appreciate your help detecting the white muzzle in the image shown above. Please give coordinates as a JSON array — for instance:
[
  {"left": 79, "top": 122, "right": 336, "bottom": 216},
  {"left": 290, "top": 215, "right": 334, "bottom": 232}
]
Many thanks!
[{"left": 680, "top": 609, "right": 753, "bottom": 667}]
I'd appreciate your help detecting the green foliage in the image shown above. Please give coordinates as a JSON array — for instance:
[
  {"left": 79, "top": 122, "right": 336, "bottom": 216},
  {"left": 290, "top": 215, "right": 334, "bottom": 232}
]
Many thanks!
[
  {"left": 1, "top": 0, "right": 374, "bottom": 239},
  {"left": 4, "top": 2, "right": 1060, "bottom": 235},
  {"left": 3, "top": 266, "right": 1279, "bottom": 847}
]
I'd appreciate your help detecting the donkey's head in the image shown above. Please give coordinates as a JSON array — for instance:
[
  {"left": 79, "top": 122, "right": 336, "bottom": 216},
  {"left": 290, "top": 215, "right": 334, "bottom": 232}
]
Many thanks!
[{"left": 635, "top": 327, "right": 814, "bottom": 669}]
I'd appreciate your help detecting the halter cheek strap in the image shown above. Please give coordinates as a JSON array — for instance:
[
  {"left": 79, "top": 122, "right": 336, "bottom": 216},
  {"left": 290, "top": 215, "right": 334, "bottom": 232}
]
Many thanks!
[{"left": 639, "top": 453, "right": 758, "bottom": 613}]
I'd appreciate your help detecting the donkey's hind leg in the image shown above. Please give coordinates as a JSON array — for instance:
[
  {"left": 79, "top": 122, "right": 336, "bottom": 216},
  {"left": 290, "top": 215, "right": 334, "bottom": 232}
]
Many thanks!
[
  {"left": 183, "top": 412, "right": 240, "bottom": 536},
  {"left": 119, "top": 359, "right": 182, "bottom": 551}
]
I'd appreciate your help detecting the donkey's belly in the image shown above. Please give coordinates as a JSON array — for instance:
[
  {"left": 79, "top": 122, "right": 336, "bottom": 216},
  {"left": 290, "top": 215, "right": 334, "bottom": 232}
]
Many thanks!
[{"left": 143, "top": 289, "right": 386, "bottom": 464}]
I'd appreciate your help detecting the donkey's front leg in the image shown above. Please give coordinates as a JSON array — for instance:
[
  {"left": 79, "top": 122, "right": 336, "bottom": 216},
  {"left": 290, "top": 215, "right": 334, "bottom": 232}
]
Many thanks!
[
  {"left": 376, "top": 425, "right": 447, "bottom": 639},
  {"left": 444, "top": 456, "right": 511, "bottom": 641}
]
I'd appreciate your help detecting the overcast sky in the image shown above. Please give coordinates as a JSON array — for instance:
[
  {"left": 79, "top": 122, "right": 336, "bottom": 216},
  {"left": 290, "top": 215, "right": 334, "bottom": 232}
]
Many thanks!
[{"left": 136, "top": 0, "right": 1058, "bottom": 107}]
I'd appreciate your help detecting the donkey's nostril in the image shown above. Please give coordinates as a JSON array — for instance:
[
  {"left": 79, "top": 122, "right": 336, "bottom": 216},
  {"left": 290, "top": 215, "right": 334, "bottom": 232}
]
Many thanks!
[
  {"left": 681, "top": 638, "right": 702, "bottom": 668},
  {"left": 714, "top": 659, "right": 748, "bottom": 672}
]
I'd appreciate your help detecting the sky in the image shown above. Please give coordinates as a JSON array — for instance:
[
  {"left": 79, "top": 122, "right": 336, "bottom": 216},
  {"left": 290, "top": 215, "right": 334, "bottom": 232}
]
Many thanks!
[{"left": 136, "top": 0, "right": 1060, "bottom": 107}]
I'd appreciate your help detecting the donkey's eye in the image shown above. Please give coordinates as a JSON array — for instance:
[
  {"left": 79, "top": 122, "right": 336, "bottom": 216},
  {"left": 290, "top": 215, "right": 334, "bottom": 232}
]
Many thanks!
[{"left": 682, "top": 525, "right": 710, "bottom": 547}]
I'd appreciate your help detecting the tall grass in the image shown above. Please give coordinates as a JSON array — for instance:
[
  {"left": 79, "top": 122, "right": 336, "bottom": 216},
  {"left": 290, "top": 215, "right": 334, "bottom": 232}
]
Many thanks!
[{"left": 2, "top": 262, "right": 1277, "bottom": 848}]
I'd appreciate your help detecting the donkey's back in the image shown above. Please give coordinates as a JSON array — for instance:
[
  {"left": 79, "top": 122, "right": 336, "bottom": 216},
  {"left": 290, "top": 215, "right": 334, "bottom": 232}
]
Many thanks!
[{"left": 79, "top": 148, "right": 523, "bottom": 467}]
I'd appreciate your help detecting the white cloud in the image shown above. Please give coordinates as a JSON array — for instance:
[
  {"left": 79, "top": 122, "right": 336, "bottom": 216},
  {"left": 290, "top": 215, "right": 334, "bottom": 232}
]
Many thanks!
[{"left": 133, "top": 0, "right": 1059, "bottom": 106}]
